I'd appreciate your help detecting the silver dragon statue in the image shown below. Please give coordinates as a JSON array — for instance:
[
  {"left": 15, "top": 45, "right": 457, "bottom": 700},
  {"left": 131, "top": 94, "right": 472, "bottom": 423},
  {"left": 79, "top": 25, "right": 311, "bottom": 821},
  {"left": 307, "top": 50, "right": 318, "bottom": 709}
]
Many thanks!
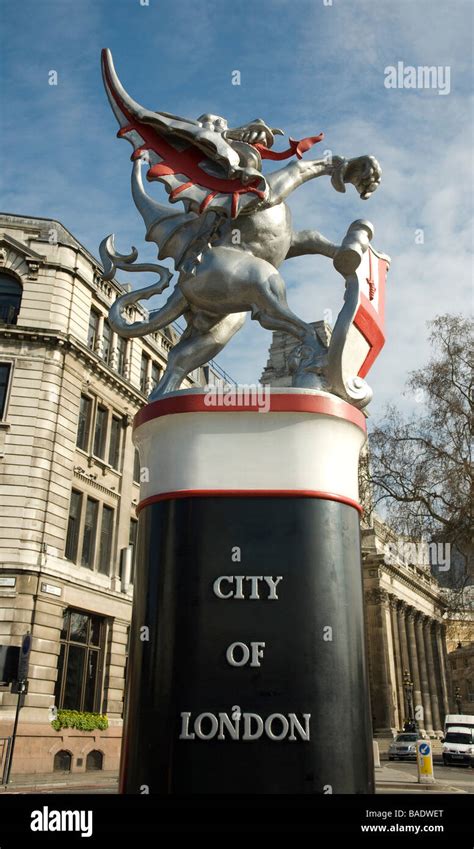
[{"left": 100, "top": 49, "right": 390, "bottom": 408}]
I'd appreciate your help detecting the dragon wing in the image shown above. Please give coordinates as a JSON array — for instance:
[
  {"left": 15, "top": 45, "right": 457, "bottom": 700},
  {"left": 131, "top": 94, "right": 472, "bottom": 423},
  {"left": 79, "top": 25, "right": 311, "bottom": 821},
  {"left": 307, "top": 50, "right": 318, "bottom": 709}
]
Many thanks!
[{"left": 101, "top": 48, "right": 267, "bottom": 221}]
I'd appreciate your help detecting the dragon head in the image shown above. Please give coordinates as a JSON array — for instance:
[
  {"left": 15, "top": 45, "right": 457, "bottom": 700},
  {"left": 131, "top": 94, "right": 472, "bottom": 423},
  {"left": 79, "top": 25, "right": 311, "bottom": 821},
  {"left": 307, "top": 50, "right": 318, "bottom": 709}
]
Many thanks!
[{"left": 194, "top": 114, "right": 284, "bottom": 181}]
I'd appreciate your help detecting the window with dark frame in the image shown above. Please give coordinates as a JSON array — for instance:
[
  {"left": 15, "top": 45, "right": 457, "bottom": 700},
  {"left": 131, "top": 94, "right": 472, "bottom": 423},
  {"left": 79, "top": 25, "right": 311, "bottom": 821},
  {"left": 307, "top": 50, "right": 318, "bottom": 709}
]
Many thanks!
[
  {"left": 81, "top": 498, "right": 98, "bottom": 569},
  {"left": 0, "top": 274, "right": 22, "bottom": 325},
  {"left": 129, "top": 518, "right": 138, "bottom": 584},
  {"left": 108, "top": 416, "right": 121, "bottom": 470},
  {"left": 151, "top": 361, "right": 161, "bottom": 389},
  {"left": 0, "top": 362, "right": 11, "bottom": 420},
  {"left": 65, "top": 490, "right": 82, "bottom": 562},
  {"left": 93, "top": 405, "right": 107, "bottom": 459},
  {"left": 102, "top": 321, "right": 112, "bottom": 365},
  {"left": 140, "top": 353, "right": 149, "bottom": 393},
  {"left": 77, "top": 395, "right": 92, "bottom": 452},
  {"left": 88, "top": 308, "right": 100, "bottom": 350},
  {"left": 133, "top": 448, "right": 141, "bottom": 483},
  {"left": 54, "top": 609, "right": 104, "bottom": 713},
  {"left": 98, "top": 505, "right": 114, "bottom": 576},
  {"left": 116, "top": 335, "right": 126, "bottom": 376}
]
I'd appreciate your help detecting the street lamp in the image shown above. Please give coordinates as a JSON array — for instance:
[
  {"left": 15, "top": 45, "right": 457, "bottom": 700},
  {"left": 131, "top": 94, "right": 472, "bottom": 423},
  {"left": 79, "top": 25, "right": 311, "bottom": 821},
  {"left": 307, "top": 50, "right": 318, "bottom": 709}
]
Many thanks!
[
  {"left": 403, "top": 669, "right": 416, "bottom": 732},
  {"left": 455, "top": 685, "right": 462, "bottom": 713}
]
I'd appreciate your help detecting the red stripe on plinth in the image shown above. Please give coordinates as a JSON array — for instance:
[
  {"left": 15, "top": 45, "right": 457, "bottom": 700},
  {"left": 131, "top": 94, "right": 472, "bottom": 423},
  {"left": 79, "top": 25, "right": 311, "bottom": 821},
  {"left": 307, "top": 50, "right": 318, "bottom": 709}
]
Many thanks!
[
  {"left": 136, "top": 489, "right": 362, "bottom": 514},
  {"left": 134, "top": 392, "right": 366, "bottom": 432}
]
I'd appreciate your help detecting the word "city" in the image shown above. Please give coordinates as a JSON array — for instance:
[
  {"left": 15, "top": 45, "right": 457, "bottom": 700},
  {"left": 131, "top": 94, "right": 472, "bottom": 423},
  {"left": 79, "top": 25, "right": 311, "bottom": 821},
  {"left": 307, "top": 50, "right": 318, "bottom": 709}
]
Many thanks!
[{"left": 213, "top": 575, "right": 283, "bottom": 600}]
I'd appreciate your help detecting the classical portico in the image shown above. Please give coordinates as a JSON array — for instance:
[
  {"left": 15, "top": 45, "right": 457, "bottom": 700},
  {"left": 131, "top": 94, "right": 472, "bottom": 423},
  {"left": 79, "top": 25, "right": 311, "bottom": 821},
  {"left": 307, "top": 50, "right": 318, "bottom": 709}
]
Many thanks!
[{"left": 362, "top": 520, "right": 452, "bottom": 738}]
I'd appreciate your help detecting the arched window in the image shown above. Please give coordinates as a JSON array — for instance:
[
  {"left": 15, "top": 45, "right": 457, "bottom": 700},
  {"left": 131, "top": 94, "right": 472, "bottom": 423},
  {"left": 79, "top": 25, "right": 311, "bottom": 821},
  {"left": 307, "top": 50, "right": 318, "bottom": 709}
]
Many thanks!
[
  {"left": 54, "top": 750, "right": 72, "bottom": 772},
  {"left": 0, "top": 274, "right": 22, "bottom": 325},
  {"left": 86, "top": 750, "right": 103, "bottom": 771}
]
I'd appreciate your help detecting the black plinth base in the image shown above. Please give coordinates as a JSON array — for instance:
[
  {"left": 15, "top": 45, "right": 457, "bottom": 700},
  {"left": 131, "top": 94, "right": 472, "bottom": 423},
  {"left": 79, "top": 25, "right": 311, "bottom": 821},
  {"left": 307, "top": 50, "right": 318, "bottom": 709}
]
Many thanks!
[{"left": 120, "top": 497, "right": 374, "bottom": 794}]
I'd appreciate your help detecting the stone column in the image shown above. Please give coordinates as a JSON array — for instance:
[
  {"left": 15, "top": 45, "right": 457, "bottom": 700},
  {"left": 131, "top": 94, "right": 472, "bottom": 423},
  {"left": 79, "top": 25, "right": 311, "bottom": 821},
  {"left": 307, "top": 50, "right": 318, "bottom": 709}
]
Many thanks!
[
  {"left": 365, "top": 588, "right": 395, "bottom": 733},
  {"left": 434, "top": 622, "right": 451, "bottom": 721},
  {"left": 423, "top": 617, "right": 442, "bottom": 733},
  {"left": 389, "top": 597, "right": 405, "bottom": 730},
  {"left": 406, "top": 607, "right": 424, "bottom": 731},
  {"left": 397, "top": 602, "right": 411, "bottom": 725},
  {"left": 441, "top": 624, "right": 454, "bottom": 709},
  {"left": 415, "top": 613, "right": 433, "bottom": 733}
]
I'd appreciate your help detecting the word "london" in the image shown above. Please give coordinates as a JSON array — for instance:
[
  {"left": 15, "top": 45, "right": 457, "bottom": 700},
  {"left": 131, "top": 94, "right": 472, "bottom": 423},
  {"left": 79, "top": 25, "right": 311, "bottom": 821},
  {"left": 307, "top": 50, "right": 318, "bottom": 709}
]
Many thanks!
[{"left": 179, "top": 710, "right": 311, "bottom": 741}]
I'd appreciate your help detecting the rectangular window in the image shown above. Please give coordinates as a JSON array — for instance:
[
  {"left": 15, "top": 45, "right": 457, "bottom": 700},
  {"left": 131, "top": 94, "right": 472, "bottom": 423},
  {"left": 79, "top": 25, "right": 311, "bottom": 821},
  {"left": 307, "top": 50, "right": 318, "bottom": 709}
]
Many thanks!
[
  {"left": 0, "top": 363, "right": 11, "bottom": 420},
  {"left": 133, "top": 448, "right": 141, "bottom": 483},
  {"left": 62, "top": 644, "right": 85, "bottom": 709},
  {"left": 116, "top": 335, "right": 126, "bottom": 376},
  {"left": 65, "top": 490, "right": 82, "bottom": 561},
  {"left": 102, "top": 321, "right": 112, "bottom": 365},
  {"left": 129, "top": 518, "right": 138, "bottom": 584},
  {"left": 140, "top": 353, "right": 149, "bottom": 393},
  {"left": 88, "top": 308, "right": 100, "bottom": 350},
  {"left": 76, "top": 394, "right": 92, "bottom": 451},
  {"left": 81, "top": 498, "right": 98, "bottom": 569},
  {"left": 151, "top": 361, "right": 161, "bottom": 389},
  {"left": 93, "top": 405, "right": 107, "bottom": 459},
  {"left": 98, "top": 505, "right": 114, "bottom": 575},
  {"left": 54, "top": 609, "right": 104, "bottom": 712},
  {"left": 108, "top": 416, "right": 121, "bottom": 470}
]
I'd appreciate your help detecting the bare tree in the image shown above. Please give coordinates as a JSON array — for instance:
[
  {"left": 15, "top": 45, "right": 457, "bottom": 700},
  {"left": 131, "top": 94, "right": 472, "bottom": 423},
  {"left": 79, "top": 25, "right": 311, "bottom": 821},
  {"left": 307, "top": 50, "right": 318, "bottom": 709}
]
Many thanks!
[{"left": 364, "top": 314, "right": 473, "bottom": 614}]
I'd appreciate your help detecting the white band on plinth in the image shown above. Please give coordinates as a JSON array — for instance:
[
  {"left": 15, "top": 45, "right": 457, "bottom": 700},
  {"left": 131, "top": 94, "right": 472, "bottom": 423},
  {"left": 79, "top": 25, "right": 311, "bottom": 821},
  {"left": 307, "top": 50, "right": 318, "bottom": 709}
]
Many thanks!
[{"left": 133, "top": 389, "right": 366, "bottom": 513}]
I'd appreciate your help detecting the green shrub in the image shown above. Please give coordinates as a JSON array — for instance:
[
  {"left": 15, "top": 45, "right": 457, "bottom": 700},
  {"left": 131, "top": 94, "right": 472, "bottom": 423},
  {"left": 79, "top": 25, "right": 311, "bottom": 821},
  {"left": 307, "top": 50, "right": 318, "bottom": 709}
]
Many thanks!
[{"left": 51, "top": 710, "right": 108, "bottom": 732}]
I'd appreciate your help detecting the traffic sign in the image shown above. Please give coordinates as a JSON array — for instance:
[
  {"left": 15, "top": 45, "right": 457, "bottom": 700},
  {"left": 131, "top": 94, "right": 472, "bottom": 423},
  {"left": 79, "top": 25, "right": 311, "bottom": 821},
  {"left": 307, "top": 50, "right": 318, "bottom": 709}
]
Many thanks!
[{"left": 417, "top": 738, "right": 435, "bottom": 783}]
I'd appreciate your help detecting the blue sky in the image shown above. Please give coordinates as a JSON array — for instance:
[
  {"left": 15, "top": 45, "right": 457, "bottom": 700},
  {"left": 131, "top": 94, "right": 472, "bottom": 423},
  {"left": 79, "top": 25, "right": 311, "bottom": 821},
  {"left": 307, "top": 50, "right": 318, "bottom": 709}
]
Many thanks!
[{"left": 1, "top": 0, "right": 472, "bottom": 419}]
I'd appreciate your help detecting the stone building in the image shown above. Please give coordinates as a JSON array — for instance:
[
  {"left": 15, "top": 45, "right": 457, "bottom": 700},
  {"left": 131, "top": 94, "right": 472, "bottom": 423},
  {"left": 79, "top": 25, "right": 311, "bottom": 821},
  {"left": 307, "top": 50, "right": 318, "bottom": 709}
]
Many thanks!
[
  {"left": 0, "top": 212, "right": 228, "bottom": 779},
  {"left": 447, "top": 642, "right": 474, "bottom": 715},
  {"left": 261, "top": 326, "right": 454, "bottom": 739},
  {"left": 361, "top": 519, "right": 452, "bottom": 737}
]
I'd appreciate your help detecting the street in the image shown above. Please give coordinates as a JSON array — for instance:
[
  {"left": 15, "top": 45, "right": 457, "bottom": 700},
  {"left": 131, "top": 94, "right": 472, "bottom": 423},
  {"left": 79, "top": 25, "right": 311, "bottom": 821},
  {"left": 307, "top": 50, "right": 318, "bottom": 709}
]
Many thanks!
[{"left": 379, "top": 760, "right": 474, "bottom": 794}]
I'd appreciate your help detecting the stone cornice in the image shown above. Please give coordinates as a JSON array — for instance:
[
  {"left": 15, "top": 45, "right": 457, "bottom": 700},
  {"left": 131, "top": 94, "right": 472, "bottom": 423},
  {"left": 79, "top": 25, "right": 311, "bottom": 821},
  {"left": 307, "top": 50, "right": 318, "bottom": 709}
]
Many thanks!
[
  {"left": 368, "top": 593, "right": 444, "bottom": 626},
  {"left": 73, "top": 467, "right": 120, "bottom": 499},
  {"left": 0, "top": 233, "right": 45, "bottom": 261},
  {"left": 363, "top": 551, "right": 444, "bottom": 608},
  {"left": 0, "top": 233, "right": 45, "bottom": 280},
  {"left": 0, "top": 219, "right": 161, "bottom": 345},
  {"left": 0, "top": 325, "right": 146, "bottom": 407}
]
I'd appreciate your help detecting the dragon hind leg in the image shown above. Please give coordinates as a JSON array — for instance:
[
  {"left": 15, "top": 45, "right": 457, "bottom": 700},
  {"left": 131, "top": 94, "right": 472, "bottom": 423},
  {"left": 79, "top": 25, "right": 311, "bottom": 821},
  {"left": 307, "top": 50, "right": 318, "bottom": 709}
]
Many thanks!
[{"left": 149, "top": 311, "right": 246, "bottom": 398}]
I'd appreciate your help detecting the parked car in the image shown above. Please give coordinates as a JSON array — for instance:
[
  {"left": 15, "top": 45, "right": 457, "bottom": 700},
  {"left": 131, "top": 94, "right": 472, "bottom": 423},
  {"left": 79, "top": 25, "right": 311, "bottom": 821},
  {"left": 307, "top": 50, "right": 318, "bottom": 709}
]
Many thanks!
[
  {"left": 442, "top": 727, "right": 474, "bottom": 767},
  {"left": 388, "top": 733, "right": 418, "bottom": 760}
]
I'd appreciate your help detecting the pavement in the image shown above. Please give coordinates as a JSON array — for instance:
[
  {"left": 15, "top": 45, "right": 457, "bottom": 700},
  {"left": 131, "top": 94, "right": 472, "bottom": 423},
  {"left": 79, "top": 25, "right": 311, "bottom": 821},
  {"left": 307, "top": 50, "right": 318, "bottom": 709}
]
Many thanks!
[
  {"left": 0, "top": 771, "right": 119, "bottom": 793},
  {"left": 1, "top": 762, "right": 472, "bottom": 794},
  {"left": 375, "top": 761, "right": 471, "bottom": 794}
]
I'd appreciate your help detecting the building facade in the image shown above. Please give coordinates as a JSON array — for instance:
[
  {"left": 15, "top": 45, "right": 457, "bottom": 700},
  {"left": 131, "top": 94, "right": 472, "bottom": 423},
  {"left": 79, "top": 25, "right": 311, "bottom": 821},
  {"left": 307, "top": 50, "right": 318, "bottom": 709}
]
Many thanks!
[
  {"left": 0, "top": 213, "right": 227, "bottom": 778},
  {"left": 447, "top": 642, "right": 474, "bottom": 715},
  {"left": 361, "top": 519, "right": 453, "bottom": 737}
]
